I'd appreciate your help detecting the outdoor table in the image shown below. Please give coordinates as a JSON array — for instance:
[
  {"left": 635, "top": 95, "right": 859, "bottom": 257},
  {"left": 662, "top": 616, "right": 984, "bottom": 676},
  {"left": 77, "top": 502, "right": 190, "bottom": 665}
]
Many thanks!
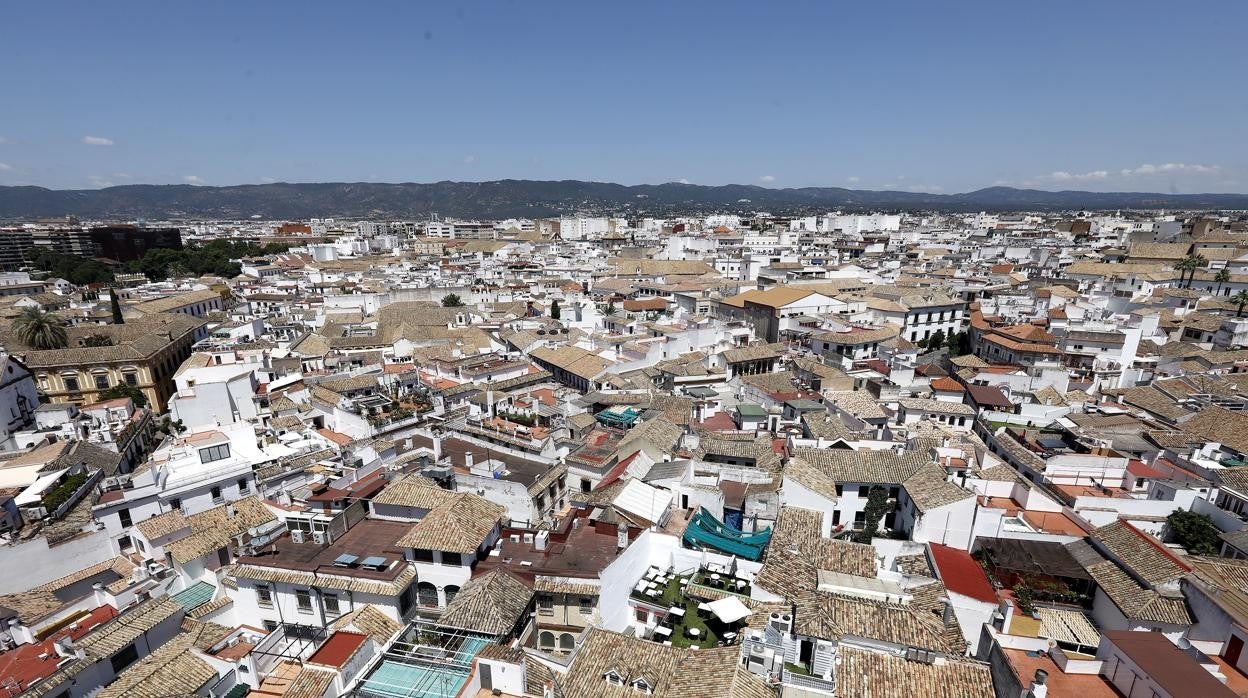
[
  {"left": 668, "top": 606, "right": 686, "bottom": 617},
  {"left": 687, "top": 627, "right": 701, "bottom": 638}
]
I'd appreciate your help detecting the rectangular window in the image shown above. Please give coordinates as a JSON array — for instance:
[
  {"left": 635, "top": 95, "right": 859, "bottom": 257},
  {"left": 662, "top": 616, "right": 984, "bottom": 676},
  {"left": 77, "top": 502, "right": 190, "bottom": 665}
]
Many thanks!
[
  {"left": 579, "top": 597, "right": 594, "bottom": 614},
  {"left": 210, "top": 486, "right": 222, "bottom": 503},
  {"left": 635, "top": 608, "right": 648, "bottom": 623},
  {"left": 296, "top": 589, "right": 312, "bottom": 613},
  {"left": 199, "top": 444, "right": 231, "bottom": 463},
  {"left": 323, "top": 593, "right": 340, "bottom": 617},
  {"left": 832, "top": 510, "right": 841, "bottom": 525},
  {"left": 442, "top": 552, "right": 463, "bottom": 567},
  {"left": 170, "top": 498, "right": 182, "bottom": 513},
  {"left": 94, "top": 374, "right": 110, "bottom": 390},
  {"left": 256, "top": 584, "right": 273, "bottom": 608},
  {"left": 124, "top": 373, "right": 138, "bottom": 386},
  {"left": 538, "top": 595, "right": 554, "bottom": 614},
  {"left": 118, "top": 508, "right": 132, "bottom": 528},
  {"left": 412, "top": 549, "right": 434, "bottom": 563},
  {"left": 238, "top": 478, "right": 250, "bottom": 494},
  {"left": 858, "top": 485, "right": 869, "bottom": 497},
  {"left": 65, "top": 376, "right": 80, "bottom": 392}
]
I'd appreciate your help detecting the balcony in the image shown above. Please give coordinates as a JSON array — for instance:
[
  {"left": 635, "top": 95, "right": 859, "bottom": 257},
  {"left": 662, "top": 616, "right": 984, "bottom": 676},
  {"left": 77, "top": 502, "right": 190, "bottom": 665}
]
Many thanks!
[{"left": 781, "top": 666, "right": 837, "bottom": 693}]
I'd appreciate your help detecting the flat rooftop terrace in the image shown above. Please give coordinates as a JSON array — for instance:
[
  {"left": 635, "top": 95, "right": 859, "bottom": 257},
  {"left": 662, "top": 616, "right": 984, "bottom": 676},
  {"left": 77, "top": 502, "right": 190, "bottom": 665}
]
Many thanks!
[{"left": 237, "top": 518, "right": 411, "bottom": 582}]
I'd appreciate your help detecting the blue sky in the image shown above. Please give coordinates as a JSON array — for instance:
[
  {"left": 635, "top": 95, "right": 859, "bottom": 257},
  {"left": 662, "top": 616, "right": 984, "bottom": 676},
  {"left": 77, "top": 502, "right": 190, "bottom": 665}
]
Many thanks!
[{"left": 1, "top": 1, "right": 1245, "bottom": 193}]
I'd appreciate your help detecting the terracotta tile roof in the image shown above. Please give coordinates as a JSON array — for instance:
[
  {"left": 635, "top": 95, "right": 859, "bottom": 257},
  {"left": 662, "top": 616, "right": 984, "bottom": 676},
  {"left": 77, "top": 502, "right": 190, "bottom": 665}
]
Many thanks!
[
  {"left": 1085, "top": 559, "right": 1192, "bottom": 625},
  {"left": 134, "top": 508, "right": 190, "bottom": 540},
  {"left": 1091, "top": 520, "right": 1190, "bottom": 586},
  {"left": 793, "top": 581, "right": 967, "bottom": 655},
  {"left": 284, "top": 666, "right": 337, "bottom": 698},
  {"left": 836, "top": 646, "right": 994, "bottom": 698},
  {"left": 330, "top": 604, "right": 402, "bottom": 642},
  {"left": 165, "top": 496, "right": 276, "bottom": 564},
  {"left": 226, "top": 562, "right": 418, "bottom": 596},
  {"left": 792, "top": 447, "right": 929, "bottom": 485},
  {"left": 95, "top": 625, "right": 219, "bottom": 698},
  {"left": 395, "top": 492, "right": 504, "bottom": 554},
  {"left": 558, "top": 628, "right": 772, "bottom": 698},
  {"left": 438, "top": 569, "right": 532, "bottom": 635}
]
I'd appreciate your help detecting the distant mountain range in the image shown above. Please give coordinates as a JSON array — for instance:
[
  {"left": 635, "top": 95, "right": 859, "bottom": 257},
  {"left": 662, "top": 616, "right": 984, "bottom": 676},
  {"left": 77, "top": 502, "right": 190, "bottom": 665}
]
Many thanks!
[{"left": 1, "top": 181, "right": 1246, "bottom": 220}]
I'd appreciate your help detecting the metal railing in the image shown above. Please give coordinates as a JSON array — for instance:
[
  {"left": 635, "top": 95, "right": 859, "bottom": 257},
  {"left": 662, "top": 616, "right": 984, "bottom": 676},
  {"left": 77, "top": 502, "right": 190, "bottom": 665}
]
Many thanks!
[{"left": 781, "top": 667, "right": 836, "bottom": 693}]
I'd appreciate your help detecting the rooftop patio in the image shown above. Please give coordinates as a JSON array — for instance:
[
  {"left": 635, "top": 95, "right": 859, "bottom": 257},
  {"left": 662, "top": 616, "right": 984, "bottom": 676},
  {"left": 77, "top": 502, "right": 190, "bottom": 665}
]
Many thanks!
[{"left": 630, "top": 564, "right": 752, "bottom": 650}]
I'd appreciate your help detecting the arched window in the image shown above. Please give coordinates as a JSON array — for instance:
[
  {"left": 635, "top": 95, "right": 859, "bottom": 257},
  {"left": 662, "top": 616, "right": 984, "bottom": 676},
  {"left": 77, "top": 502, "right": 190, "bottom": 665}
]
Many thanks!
[
  {"left": 558, "top": 633, "right": 575, "bottom": 653},
  {"left": 538, "top": 631, "right": 555, "bottom": 651},
  {"left": 443, "top": 585, "right": 460, "bottom": 604},
  {"left": 417, "top": 581, "right": 438, "bottom": 607}
]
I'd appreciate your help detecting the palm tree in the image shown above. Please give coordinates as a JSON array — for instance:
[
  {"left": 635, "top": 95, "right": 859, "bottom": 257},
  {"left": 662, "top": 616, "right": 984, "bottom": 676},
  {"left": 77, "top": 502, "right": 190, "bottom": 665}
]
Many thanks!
[
  {"left": 1215, "top": 268, "right": 1232, "bottom": 296},
  {"left": 1234, "top": 289, "right": 1248, "bottom": 318},
  {"left": 1174, "top": 255, "right": 1198, "bottom": 288},
  {"left": 1175, "top": 253, "right": 1208, "bottom": 289},
  {"left": 12, "top": 307, "right": 68, "bottom": 350}
]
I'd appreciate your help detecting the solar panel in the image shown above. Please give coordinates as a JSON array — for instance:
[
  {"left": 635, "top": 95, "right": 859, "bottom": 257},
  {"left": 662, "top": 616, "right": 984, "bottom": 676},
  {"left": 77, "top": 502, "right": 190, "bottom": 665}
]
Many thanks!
[
  {"left": 360, "top": 555, "right": 388, "bottom": 570},
  {"left": 333, "top": 554, "right": 359, "bottom": 567}
]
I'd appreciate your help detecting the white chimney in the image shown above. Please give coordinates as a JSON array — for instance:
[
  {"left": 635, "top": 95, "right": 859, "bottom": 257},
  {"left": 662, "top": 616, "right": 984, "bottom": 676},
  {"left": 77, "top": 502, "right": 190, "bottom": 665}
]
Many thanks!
[
  {"left": 465, "top": 452, "right": 474, "bottom": 472},
  {"left": 432, "top": 435, "right": 442, "bottom": 462},
  {"left": 8, "top": 618, "right": 34, "bottom": 646},
  {"left": 1027, "top": 669, "right": 1048, "bottom": 698}
]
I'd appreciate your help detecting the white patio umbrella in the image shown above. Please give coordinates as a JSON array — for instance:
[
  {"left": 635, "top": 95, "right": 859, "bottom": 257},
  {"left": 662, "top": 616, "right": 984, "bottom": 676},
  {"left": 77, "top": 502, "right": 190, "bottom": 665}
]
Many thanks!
[{"left": 707, "top": 596, "right": 752, "bottom": 624}]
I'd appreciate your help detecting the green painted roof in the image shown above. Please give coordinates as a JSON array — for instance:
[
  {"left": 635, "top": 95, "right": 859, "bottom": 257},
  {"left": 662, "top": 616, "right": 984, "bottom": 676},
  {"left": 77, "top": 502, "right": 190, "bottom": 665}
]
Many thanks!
[
  {"left": 171, "top": 581, "right": 216, "bottom": 610},
  {"left": 735, "top": 404, "right": 767, "bottom": 417}
]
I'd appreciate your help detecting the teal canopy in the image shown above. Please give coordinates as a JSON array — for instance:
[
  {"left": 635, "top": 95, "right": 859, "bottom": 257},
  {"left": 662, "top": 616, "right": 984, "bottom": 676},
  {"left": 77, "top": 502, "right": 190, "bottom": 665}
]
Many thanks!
[{"left": 681, "top": 507, "right": 772, "bottom": 561}]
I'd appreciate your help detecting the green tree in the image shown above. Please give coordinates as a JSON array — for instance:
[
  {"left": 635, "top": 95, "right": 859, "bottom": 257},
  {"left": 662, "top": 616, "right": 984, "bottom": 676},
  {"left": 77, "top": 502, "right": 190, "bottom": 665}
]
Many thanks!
[
  {"left": 606, "top": 300, "right": 616, "bottom": 315},
  {"left": 1174, "top": 253, "right": 1207, "bottom": 289},
  {"left": 550, "top": 299, "right": 561, "bottom": 319},
  {"left": 928, "top": 329, "right": 946, "bottom": 353},
  {"left": 1166, "top": 509, "right": 1221, "bottom": 555},
  {"left": 109, "top": 288, "right": 124, "bottom": 324},
  {"left": 945, "top": 331, "right": 962, "bottom": 355},
  {"left": 441, "top": 293, "right": 465, "bottom": 307},
  {"left": 853, "top": 485, "right": 890, "bottom": 543},
  {"left": 98, "top": 383, "right": 149, "bottom": 408},
  {"left": 12, "top": 307, "right": 68, "bottom": 350},
  {"left": 1214, "top": 267, "right": 1232, "bottom": 296},
  {"left": 1235, "top": 289, "right": 1248, "bottom": 318},
  {"left": 81, "top": 334, "right": 114, "bottom": 347},
  {"left": 30, "top": 249, "right": 114, "bottom": 285}
]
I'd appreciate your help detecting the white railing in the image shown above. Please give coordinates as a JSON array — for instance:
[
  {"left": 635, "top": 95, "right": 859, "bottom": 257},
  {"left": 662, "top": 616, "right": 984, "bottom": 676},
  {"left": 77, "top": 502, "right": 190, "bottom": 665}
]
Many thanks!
[{"left": 782, "top": 668, "right": 836, "bottom": 693}]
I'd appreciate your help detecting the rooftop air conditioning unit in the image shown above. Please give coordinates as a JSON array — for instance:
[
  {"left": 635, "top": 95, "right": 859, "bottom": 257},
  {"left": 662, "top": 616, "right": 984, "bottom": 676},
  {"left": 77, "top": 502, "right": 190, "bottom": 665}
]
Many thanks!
[
  {"left": 290, "top": 529, "right": 305, "bottom": 544},
  {"left": 312, "top": 530, "right": 327, "bottom": 545}
]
